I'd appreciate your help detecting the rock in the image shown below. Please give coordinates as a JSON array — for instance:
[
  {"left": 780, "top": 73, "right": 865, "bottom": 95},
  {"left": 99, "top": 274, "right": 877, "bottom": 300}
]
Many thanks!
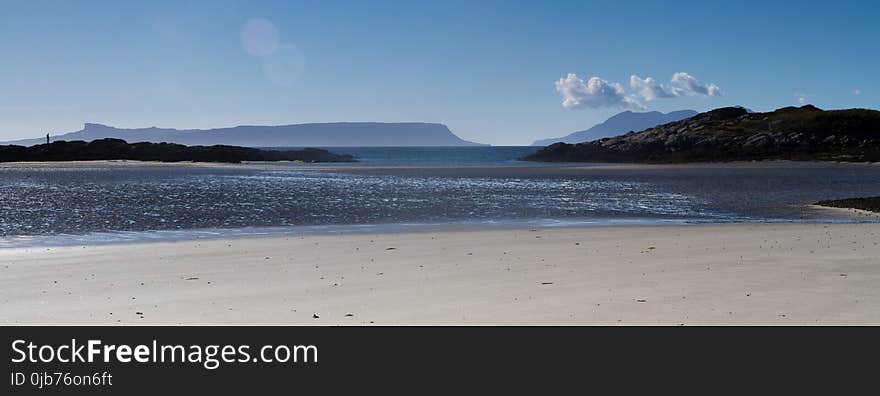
[
  {"left": 522, "top": 106, "right": 880, "bottom": 163},
  {"left": 814, "top": 197, "right": 880, "bottom": 214},
  {"left": 744, "top": 133, "right": 773, "bottom": 148},
  {"left": 0, "top": 138, "right": 356, "bottom": 163}
]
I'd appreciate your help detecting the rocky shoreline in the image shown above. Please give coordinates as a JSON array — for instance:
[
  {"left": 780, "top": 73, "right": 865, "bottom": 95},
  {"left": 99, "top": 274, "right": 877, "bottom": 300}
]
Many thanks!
[
  {"left": 0, "top": 138, "right": 355, "bottom": 163},
  {"left": 523, "top": 105, "right": 880, "bottom": 163},
  {"left": 814, "top": 197, "right": 880, "bottom": 214}
]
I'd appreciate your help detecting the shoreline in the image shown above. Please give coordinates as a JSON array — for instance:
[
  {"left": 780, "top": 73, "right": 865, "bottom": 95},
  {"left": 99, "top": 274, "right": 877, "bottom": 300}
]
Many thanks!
[
  {"left": 807, "top": 204, "right": 880, "bottom": 218},
  {"left": 3, "top": 222, "right": 880, "bottom": 325},
  {"left": 2, "top": 214, "right": 877, "bottom": 249},
  {"left": 1, "top": 158, "right": 878, "bottom": 171}
]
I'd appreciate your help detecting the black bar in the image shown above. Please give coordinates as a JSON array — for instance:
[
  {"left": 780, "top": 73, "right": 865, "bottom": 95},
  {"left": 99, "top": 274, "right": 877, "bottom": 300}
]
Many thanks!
[{"left": 2, "top": 326, "right": 878, "bottom": 394}]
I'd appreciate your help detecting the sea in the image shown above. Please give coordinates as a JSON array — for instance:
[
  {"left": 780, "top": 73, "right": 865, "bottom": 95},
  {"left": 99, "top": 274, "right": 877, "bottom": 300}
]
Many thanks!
[{"left": 2, "top": 146, "right": 879, "bottom": 247}]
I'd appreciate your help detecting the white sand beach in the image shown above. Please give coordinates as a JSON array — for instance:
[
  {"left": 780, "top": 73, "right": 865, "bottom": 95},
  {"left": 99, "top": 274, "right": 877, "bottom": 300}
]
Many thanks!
[{"left": 2, "top": 222, "right": 879, "bottom": 325}]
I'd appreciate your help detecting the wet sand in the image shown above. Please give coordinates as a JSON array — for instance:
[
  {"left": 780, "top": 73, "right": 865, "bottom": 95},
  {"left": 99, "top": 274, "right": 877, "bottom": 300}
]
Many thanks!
[{"left": 2, "top": 223, "right": 879, "bottom": 325}]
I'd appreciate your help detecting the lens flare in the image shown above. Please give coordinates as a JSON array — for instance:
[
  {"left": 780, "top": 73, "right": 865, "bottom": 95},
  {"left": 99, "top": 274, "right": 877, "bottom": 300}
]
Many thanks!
[
  {"left": 263, "top": 44, "right": 306, "bottom": 87},
  {"left": 240, "top": 18, "right": 279, "bottom": 57}
]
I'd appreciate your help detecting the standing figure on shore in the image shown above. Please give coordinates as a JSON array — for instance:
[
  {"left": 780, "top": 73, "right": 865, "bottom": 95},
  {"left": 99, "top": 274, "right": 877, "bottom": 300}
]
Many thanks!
[{"left": 46, "top": 133, "right": 50, "bottom": 145}]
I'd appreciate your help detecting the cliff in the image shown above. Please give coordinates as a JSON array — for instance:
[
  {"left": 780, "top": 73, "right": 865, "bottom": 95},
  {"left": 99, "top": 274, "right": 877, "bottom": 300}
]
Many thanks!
[{"left": 4, "top": 122, "right": 486, "bottom": 147}]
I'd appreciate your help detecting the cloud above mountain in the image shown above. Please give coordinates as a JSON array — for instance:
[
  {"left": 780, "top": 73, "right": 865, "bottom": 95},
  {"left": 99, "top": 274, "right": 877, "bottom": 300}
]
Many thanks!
[
  {"left": 630, "top": 75, "right": 676, "bottom": 100},
  {"left": 795, "top": 92, "right": 815, "bottom": 105},
  {"left": 555, "top": 74, "right": 644, "bottom": 110},
  {"left": 670, "top": 72, "right": 721, "bottom": 97},
  {"left": 557, "top": 72, "right": 721, "bottom": 110}
]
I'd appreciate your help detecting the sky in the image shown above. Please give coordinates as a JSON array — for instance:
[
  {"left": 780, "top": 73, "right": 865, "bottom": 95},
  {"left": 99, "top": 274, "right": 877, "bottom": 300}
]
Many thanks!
[{"left": 0, "top": 0, "right": 877, "bottom": 145}]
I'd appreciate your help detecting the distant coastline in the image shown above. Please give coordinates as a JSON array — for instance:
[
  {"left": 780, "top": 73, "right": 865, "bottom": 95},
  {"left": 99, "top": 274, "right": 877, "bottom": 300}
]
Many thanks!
[
  {"left": 2, "top": 156, "right": 878, "bottom": 170},
  {"left": 3, "top": 122, "right": 486, "bottom": 147},
  {"left": 0, "top": 138, "right": 355, "bottom": 163},
  {"left": 531, "top": 109, "right": 698, "bottom": 146}
]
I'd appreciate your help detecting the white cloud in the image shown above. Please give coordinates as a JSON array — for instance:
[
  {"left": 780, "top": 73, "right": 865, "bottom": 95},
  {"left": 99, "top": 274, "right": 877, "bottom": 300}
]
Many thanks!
[
  {"left": 555, "top": 73, "right": 644, "bottom": 110},
  {"left": 671, "top": 72, "right": 721, "bottom": 97},
  {"left": 629, "top": 75, "right": 676, "bottom": 100},
  {"left": 556, "top": 71, "right": 722, "bottom": 110},
  {"left": 795, "top": 92, "right": 815, "bottom": 105},
  {"left": 628, "top": 72, "right": 722, "bottom": 101}
]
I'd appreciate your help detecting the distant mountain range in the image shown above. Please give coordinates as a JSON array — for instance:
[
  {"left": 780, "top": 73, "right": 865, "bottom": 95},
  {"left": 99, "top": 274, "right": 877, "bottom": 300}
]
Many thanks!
[
  {"left": 531, "top": 110, "right": 698, "bottom": 146},
  {"left": 3, "top": 122, "right": 486, "bottom": 147},
  {"left": 523, "top": 105, "right": 880, "bottom": 163}
]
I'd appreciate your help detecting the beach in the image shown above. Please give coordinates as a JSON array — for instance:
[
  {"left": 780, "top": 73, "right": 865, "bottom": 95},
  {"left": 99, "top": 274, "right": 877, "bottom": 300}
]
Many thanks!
[{"left": 3, "top": 222, "right": 879, "bottom": 325}]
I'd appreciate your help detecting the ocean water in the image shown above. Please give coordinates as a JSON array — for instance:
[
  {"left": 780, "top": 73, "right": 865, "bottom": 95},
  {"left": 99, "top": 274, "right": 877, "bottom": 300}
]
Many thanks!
[
  {"left": 262, "top": 146, "right": 545, "bottom": 166},
  {"left": 1, "top": 147, "right": 879, "bottom": 247}
]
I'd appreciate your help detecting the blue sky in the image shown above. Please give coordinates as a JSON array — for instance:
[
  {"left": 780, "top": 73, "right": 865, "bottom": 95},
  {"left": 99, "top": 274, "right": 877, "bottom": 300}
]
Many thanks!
[{"left": 0, "top": 0, "right": 877, "bottom": 145}]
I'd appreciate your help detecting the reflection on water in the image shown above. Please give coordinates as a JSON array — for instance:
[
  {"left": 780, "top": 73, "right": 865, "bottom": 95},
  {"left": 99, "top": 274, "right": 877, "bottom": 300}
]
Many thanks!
[
  {"left": 1, "top": 161, "right": 879, "bottom": 245},
  {"left": 262, "top": 146, "right": 544, "bottom": 167}
]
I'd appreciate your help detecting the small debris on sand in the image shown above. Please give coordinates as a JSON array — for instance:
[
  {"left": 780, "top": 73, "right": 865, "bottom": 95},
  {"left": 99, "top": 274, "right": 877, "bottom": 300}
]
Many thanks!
[
  {"left": 312, "top": 313, "right": 320, "bottom": 319},
  {"left": 184, "top": 277, "right": 199, "bottom": 281},
  {"left": 540, "top": 282, "right": 554, "bottom": 285}
]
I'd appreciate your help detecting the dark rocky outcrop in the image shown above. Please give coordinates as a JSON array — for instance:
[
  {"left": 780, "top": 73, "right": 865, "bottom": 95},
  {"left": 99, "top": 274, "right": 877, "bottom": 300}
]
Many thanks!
[
  {"left": 0, "top": 138, "right": 355, "bottom": 163},
  {"left": 814, "top": 197, "right": 880, "bottom": 214},
  {"left": 522, "top": 105, "right": 880, "bottom": 163}
]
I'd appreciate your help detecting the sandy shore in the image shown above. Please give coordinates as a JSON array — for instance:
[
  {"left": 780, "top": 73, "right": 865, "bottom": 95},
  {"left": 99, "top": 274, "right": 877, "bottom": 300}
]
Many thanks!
[{"left": 2, "top": 223, "right": 879, "bottom": 325}]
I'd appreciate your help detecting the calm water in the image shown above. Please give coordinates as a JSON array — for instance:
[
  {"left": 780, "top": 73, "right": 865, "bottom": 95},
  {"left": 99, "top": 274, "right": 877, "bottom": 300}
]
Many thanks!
[
  {"left": 1, "top": 147, "right": 879, "bottom": 246},
  {"left": 264, "top": 146, "right": 544, "bottom": 166}
]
